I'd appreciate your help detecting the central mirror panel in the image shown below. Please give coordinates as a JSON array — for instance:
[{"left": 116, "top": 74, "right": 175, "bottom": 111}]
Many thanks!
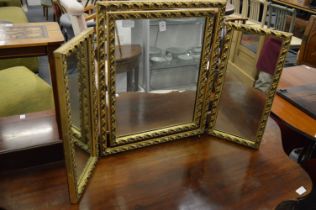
[
  {"left": 115, "top": 17, "right": 206, "bottom": 137},
  {"left": 99, "top": 7, "right": 224, "bottom": 152}
]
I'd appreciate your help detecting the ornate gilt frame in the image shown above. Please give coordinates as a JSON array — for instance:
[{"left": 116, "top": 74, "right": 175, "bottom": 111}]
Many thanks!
[
  {"left": 54, "top": 28, "right": 99, "bottom": 203},
  {"left": 207, "top": 22, "right": 292, "bottom": 149},
  {"left": 96, "top": 0, "right": 226, "bottom": 155}
]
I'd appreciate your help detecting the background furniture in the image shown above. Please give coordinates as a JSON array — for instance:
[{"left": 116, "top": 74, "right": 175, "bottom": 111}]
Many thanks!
[
  {"left": 297, "top": 15, "right": 316, "bottom": 68},
  {"left": 59, "top": 0, "right": 95, "bottom": 37},
  {"left": 0, "top": 0, "right": 21, "bottom": 7},
  {"left": 272, "top": 0, "right": 316, "bottom": 15},
  {"left": 0, "top": 110, "right": 62, "bottom": 170},
  {"left": 227, "top": 0, "right": 249, "bottom": 22},
  {"left": 52, "top": 0, "right": 66, "bottom": 23},
  {"left": 271, "top": 65, "right": 316, "bottom": 160},
  {"left": 267, "top": 3, "right": 302, "bottom": 48},
  {"left": 247, "top": 0, "right": 269, "bottom": 26},
  {"left": 41, "top": 0, "right": 53, "bottom": 21},
  {"left": 268, "top": 3, "right": 297, "bottom": 33},
  {"left": 271, "top": 65, "right": 316, "bottom": 208},
  {"left": 115, "top": 45, "right": 142, "bottom": 91},
  {"left": 0, "top": 22, "right": 64, "bottom": 132},
  {"left": 0, "top": 117, "right": 311, "bottom": 209},
  {"left": 0, "top": 66, "right": 54, "bottom": 117},
  {"left": 0, "top": 5, "right": 38, "bottom": 72}
]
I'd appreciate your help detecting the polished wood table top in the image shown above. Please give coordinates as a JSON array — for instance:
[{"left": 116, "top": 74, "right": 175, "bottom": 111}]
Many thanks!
[
  {"left": 0, "top": 22, "right": 64, "bottom": 50},
  {"left": 0, "top": 110, "right": 60, "bottom": 154},
  {"left": 272, "top": 0, "right": 316, "bottom": 15},
  {"left": 271, "top": 65, "right": 316, "bottom": 139},
  {"left": 0, "top": 117, "right": 312, "bottom": 209},
  {"left": 115, "top": 44, "right": 142, "bottom": 64}
]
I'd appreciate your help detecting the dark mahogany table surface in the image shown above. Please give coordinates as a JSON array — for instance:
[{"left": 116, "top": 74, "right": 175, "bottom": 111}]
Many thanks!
[
  {"left": 272, "top": 65, "right": 316, "bottom": 139},
  {"left": 0, "top": 110, "right": 60, "bottom": 154},
  {"left": 0, "top": 117, "right": 312, "bottom": 210}
]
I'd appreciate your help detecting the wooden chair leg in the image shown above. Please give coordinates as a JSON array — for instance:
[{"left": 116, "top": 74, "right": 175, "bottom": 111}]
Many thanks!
[{"left": 42, "top": 6, "right": 45, "bottom": 16}]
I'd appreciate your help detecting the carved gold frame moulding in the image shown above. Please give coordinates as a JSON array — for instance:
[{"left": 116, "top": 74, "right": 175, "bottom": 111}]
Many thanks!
[
  {"left": 53, "top": 1, "right": 293, "bottom": 204},
  {"left": 54, "top": 28, "right": 99, "bottom": 203},
  {"left": 96, "top": 0, "right": 227, "bottom": 156},
  {"left": 207, "top": 22, "right": 292, "bottom": 149}
]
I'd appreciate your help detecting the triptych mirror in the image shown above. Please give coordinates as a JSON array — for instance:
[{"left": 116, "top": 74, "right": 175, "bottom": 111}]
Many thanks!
[{"left": 54, "top": 0, "right": 292, "bottom": 204}]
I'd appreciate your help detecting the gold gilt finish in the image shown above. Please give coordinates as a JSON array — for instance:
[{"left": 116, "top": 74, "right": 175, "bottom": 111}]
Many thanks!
[
  {"left": 207, "top": 22, "right": 292, "bottom": 149},
  {"left": 53, "top": 0, "right": 295, "bottom": 205},
  {"left": 54, "top": 28, "right": 99, "bottom": 203},
  {"left": 96, "top": 1, "right": 226, "bottom": 156}
]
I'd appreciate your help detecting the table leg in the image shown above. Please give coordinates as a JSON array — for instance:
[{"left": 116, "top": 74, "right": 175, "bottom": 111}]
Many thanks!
[
  {"left": 134, "top": 63, "right": 139, "bottom": 91},
  {"left": 127, "top": 70, "right": 133, "bottom": 92},
  {"left": 47, "top": 44, "right": 62, "bottom": 137}
]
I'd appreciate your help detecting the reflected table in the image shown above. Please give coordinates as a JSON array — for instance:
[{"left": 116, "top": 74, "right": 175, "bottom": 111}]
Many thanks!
[
  {"left": 215, "top": 74, "right": 266, "bottom": 140},
  {"left": 116, "top": 91, "right": 196, "bottom": 136},
  {"left": 115, "top": 44, "right": 142, "bottom": 91}
]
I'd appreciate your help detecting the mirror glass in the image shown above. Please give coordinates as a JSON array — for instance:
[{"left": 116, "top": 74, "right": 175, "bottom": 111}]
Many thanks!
[
  {"left": 66, "top": 45, "right": 92, "bottom": 182},
  {"left": 213, "top": 28, "right": 284, "bottom": 141},
  {"left": 55, "top": 28, "right": 98, "bottom": 203},
  {"left": 114, "top": 18, "right": 206, "bottom": 137}
]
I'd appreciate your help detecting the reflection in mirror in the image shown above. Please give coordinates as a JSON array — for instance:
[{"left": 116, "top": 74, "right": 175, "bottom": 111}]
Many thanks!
[
  {"left": 66, "top": 48, "right": 91, "bottom": 181},
  {"left": 54, "top": 28, "right": 98, "bottom": 203},
  {"left": 114, "top": 18, "right": 206, "bottom": 137},
  {"left": 209, "top": 23, "right": 291, "bottom": 147}
]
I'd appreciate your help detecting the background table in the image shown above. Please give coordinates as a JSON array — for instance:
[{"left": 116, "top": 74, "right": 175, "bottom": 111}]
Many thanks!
[
  {"left": 271, "top": 65, "right": 316, "bottom": 208},
  {"left": 0, "top": 111, "right": 62, "bottom": 170},
  {"left": 0, "top": 22, "right": 64, "bottom": 133},
  {"left": 272, "top": 65, "right": 316, "bottom": 140}
]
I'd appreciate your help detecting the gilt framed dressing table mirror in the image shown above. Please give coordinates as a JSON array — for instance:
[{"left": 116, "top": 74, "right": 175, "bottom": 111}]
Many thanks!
[{"left": 53, "top": 0, "right": 292, "bottom": 204}]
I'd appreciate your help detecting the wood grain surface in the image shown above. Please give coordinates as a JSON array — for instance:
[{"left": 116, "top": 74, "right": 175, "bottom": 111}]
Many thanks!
[
  {"left": 0, "top": 110, "right": 60, "bottom": 153},
  {"left": 272, "top": 65, "right": 316, "bottom": 139},
  {"left": 0, "top": 118, "right": 311, "bottom": 210},
  {"left": 0, "top": 22, "right": 64, "bottom": 49},
  {"left": 116, "top": 91, "right": 196, "bottom": 136}
]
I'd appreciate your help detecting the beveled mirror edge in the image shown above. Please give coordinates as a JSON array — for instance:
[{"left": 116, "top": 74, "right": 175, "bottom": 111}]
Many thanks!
[
  {"left": 54, "top": 28, "right": 99, "bottom": 203},
  {"left": 207, "top": 22, "right": 292, "bottom": 149},
  {"left": 106, "top": 9, "right": 218, "bottom": 146},
  {"left": 97, "top": 1, "right": 226, "bottom": 155}
]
